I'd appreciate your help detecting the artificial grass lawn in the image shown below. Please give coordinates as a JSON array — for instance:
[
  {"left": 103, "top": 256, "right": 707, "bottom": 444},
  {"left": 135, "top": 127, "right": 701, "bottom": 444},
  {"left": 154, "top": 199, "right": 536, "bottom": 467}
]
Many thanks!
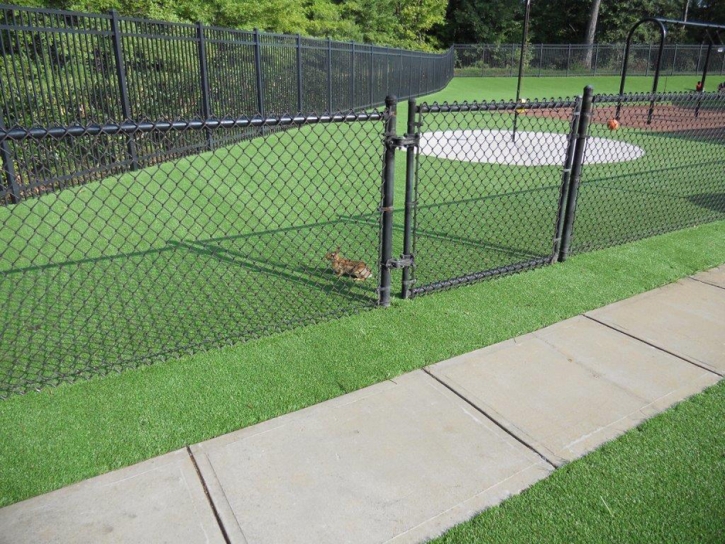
[
  {"left": 433, "top": 379, "right": 725, "bottom": 544},
  {"left": 1, "top": 76, "right": 724, "bottom": 515},
  {"left": 1, "top": 220, "right": 724, "bottom": 509}
]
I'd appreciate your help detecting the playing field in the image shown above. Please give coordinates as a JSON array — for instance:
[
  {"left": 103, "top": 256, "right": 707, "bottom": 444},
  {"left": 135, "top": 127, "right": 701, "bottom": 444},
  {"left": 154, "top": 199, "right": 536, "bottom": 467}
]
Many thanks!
[{"left": 1, "top": 76, "right": 724, "bottom": 395}]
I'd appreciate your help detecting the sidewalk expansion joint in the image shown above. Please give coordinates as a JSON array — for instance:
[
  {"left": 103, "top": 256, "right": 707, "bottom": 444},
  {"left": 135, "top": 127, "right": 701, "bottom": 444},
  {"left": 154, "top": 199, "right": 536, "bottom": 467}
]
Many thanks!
[
  {"left": 186, "top": 446, "right": 232, "bottom": 544},
  {"left": 421, "top": 367, "right": 558, "bottom": 469},
  {"left": 582, "top": 314, "right": 724, "bottom": 378},
  {"left": 689, "top": 276, "right": 725, "bottom": 292}
]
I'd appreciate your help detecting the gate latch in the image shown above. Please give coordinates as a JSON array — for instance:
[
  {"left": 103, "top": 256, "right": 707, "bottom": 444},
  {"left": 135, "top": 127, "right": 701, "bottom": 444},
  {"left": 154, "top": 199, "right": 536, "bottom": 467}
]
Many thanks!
[
  {"left": 387, "top": 134, "right": 419, "bottom": 150},
  {"left": 386, "top": 254, "right": 414, "bottom": 269}
]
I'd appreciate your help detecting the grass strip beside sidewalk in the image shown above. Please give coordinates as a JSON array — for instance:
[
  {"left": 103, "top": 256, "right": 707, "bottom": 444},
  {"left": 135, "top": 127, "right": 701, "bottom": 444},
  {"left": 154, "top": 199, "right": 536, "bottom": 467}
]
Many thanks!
[{"left": 1, "top": 220, "right": 724, "bottom": 507}]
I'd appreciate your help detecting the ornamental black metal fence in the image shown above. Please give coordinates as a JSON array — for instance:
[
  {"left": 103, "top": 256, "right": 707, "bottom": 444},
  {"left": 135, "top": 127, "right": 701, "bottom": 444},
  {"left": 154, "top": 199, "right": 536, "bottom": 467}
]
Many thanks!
[
  {"left": 0, "top": 4, "right": 454, "bottom": 202},
  {"left": 454, "top": 43, "right": 725, "bottom": 78},
  {"left": 2, "top": 88, "right": 724, "bottom": 397}
]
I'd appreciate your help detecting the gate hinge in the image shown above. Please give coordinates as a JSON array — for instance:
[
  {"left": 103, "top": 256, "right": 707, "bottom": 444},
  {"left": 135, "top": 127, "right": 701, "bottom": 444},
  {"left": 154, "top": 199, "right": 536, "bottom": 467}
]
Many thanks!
[
  {"left": 385, "top": 254, "right": 414, "bottom": 269},
  {"left": 386, "top": 134, "right": 419, "bottom": 150}
]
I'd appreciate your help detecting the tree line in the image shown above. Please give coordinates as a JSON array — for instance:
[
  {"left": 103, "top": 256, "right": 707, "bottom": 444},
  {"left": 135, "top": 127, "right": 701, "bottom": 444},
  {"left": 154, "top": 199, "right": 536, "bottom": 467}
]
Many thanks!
[{"left": 12, "top": 0, "right": 725, "bottom": 50}]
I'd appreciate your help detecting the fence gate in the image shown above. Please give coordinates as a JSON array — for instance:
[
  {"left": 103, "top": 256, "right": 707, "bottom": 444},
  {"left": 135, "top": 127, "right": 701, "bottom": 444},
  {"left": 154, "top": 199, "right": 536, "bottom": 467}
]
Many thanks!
[{"left": 403, "top": 97, "right": 583, "bottom": 296}]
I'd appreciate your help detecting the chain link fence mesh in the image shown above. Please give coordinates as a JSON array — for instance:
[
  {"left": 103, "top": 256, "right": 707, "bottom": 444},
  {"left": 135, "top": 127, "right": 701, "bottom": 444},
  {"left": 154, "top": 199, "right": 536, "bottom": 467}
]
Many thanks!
[
  {"left": 569, "top": 92, "right": 725, "bottom": 254},
  {"left": 0, "top": 112, "right": 385, "bottom": 397},
  {"left": 409, "top": 99, "right": 579, "bottom": 295}
]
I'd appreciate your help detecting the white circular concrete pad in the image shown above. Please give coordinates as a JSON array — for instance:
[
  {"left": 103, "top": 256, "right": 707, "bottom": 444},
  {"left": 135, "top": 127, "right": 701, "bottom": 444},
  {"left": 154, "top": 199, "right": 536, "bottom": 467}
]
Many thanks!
[{"left": 418, "top": 130, "right": 645, "bottom": 166}]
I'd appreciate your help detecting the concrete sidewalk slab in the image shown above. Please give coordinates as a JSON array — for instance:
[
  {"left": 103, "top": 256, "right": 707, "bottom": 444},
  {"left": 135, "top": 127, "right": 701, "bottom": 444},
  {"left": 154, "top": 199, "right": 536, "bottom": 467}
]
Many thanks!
[
  {"left": 692, "top": 265, "right": 725, "bottom": 289},
  {"left": 428, "top": 316, "right": 718, "bottom": 466},
  {"left": 0, "top": 449, "right": 225, "bottom": 544},
  {"left": 191, "top": 370, "right": 552, "bottom": 544},
  {"left": 587, "top": 278, "right": 725, "bottom": 375}
]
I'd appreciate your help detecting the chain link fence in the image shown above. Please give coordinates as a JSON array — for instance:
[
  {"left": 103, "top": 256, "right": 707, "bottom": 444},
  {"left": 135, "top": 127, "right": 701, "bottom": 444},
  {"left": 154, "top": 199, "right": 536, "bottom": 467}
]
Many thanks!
[
  {"left": 408, "top": 99, "right": 580, "bottom": 294},
  {"left": 2, "top": 85, "right": 724, "bottom": 397},
  {"left": 0, "top": 111, "right": 386, "bottom": 397},
  {"left": 454, "top": 43, "right": 725, "bottom": 78},
  {"left": 0, "top": 4, "right": 453, "bottom": 200},
  {"left": 568, "top": 91, "right": 725, "bottom": 254}
]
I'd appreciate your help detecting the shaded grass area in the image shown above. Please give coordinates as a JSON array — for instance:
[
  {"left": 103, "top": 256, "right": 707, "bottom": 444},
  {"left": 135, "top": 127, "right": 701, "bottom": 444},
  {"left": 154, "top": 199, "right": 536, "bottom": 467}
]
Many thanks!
[
  {"left": 1, "top": 219, "right": 724, "bottom": 507},
  {"left": 433, "top": 380, "right": 725, "bottom": 544}
]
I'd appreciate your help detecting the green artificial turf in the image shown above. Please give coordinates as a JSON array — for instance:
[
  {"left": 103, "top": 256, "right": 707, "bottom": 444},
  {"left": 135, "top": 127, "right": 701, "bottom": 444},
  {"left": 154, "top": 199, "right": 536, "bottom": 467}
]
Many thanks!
[
  {"left": 433, "top": 380, "right": 725, "bottom": 544},
  {"left": 422, "top": 75, "right": 723, "bottom": 103},
  {"left": 1, "top": 76, "right": 724, "bottom": 512},
  {"left": 1, "top": 220, "right": 724, "bottom": 507}
]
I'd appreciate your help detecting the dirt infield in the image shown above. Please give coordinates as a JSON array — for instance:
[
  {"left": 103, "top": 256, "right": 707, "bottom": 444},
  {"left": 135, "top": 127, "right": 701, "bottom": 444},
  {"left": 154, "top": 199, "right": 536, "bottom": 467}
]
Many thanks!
[{"left": 530, "top": 102, "right": 725, "bottom": 133}]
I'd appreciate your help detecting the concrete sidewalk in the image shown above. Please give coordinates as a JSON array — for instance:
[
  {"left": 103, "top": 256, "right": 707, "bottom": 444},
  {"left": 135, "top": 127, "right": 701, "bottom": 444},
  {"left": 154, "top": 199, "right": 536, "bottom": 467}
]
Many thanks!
[{"left": 1, "top": 267, "right": 723, "bottom": 544}]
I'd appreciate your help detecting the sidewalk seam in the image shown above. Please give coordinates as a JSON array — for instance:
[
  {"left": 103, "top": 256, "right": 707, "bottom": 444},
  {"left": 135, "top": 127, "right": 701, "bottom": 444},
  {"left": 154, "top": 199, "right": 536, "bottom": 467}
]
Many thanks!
[
  {"left": 689, "top": 276, "right": 725, "bottom": 291},
  {"left": 421, "top": 367, "right": 558, "bottom": 469},
  {"left": 186, "top": 446, "right": 232, "bottom": 544},
  {"left": 582, "top": 314, "right": 723, "bottom": 377}
]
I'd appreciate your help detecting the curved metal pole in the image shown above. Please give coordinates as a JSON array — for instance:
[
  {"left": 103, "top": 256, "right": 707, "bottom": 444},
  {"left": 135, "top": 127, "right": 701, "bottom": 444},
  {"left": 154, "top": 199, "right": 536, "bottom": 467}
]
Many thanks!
[{"left": 617, "top": 17, "right": 667, "bottom": 123}]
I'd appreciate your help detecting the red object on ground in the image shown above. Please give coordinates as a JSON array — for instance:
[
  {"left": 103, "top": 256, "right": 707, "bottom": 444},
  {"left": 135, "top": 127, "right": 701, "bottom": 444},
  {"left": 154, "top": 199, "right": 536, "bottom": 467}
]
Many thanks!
[{"left": 696, "top": 81, "right": 704, "bottom": 92}]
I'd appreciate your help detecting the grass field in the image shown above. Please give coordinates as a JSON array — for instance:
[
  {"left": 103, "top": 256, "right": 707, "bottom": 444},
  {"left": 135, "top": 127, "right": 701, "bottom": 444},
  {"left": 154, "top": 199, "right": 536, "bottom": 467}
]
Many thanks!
[{"left": 1, "top": 78, "right": 724, "bottom": 538}]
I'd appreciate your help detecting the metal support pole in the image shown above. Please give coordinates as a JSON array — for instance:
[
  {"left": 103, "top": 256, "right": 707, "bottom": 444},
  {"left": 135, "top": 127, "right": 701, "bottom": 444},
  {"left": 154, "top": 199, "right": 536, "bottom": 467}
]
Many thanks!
[
  {"left": 402, "top": 98, "right": 417, "bottom": 299},
  {"left": 696, "top": 33, "right": 716, "bottom": 117},
  {"left": 370, "top": 46, "right": 374, "bottom": 107},
  {"left": 594, "top": 43, "right": 600, "bottom": 75},
  {"left": 617, "top": 18, "right": 667, "bottom": 122},
  {"left": 296, "top": 34, "right": 303, "bottom": 113},
  {"left": 538, "top": 43, "right": 543, "bottom": 77},
  {"left": 350, "top": 41, "right": 355, "bottom": 109},
  {"left": 379, "top": 95, "right": 397, "bottom": 307},
  {"left": 197, "top": 22, "right": 213, "bottom": 150},
  {"left": 513, "top": 0, "right": 531, "bottom": 142},
  {"left": 645, "top": 43, "right": 653, "bottom": 76},
  {"left": 327, "top": 37, "right": 333, "bottom": 113},
  {"left": 559, "top": 85, "right": 593, "bottom": 262},
  {"left": 552, "top": 96, "right": 583, "bottom": 260},
  {"left": 566, "top": 43, "right": 572, "bottom": 77},
  {"left": 109, "top": 9, "right": 138, "bottom": 170},
  {"left": 253, "top": 29, "right": 265, "bottom": 117},
  {"left": 0, "top": 112, "right": 21, "bottom": 203}
]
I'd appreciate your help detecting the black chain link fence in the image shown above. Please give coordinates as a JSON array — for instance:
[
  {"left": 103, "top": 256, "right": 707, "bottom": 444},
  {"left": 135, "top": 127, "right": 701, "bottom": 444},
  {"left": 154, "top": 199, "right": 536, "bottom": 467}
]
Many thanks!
[
  {"left": 568, "top": 91, "right": 725, "bottom": 254},
  {"left": 454, "top": 43, "right": 725, "bottom": 78},
  {"left": 0, "top": 111, "right": 386, "bottom": 397},
  {"left": 2, "top": 86, "right": 724, "bottom": 398},
  {"left": 408, "top": 99, "right": 580, "bottom": 295}
]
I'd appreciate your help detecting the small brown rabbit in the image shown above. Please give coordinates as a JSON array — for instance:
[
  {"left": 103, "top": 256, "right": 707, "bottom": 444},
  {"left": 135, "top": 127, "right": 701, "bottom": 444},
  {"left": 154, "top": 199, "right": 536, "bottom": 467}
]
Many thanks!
[{"left": 324, "top": 248, "right": 373, "bottom": 281}]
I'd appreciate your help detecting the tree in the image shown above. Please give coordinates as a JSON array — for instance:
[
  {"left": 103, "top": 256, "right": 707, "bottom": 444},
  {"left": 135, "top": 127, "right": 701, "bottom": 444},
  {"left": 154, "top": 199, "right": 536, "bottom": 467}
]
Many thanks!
[{"left": 584, "top": 0, "right": 602, "bottom": 68}]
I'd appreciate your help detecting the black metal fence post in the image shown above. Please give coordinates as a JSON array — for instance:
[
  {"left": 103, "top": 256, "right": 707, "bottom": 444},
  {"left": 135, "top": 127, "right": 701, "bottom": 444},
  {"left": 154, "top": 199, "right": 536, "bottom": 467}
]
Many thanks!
[
  {"left": 296, "top": 34, "right": 303, "bottom": 113},
  {"left": 327, "top": 37, "right": 333, "bottom": 113},
  {"left": 552, "top": 95, "right": 583, "bottom": 261},
  {"left": 253, "top": 28, "right": 265, "bottom": 117},
  {"left": 350, "top": 41, "right": 355, "bottom": 108},
  {"left": 109, "top": 9, "right": 138, "bottom": 171},
  {"left": 369, "top": 46, "right": 375, "bottom": 107},
  {"left": 197, "top": 22, "right": 213, "bottom": 150},
  {"left": 0, "top": 113, "right": 21, "bottom": 203},
  {"left": 379, "top": 95, "right": 397, "bottom": 307},
  {"left": 559, "top": 85, "right": 594, "bottom": 262},
  {"left": 401, "top": 98, "right": 417, "bottom": 299}
]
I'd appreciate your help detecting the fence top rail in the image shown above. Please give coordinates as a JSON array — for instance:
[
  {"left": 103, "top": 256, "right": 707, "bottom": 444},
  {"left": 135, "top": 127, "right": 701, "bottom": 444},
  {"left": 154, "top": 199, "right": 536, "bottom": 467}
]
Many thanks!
[
  {"left": 418, "top": 97, "right": 579, "bottom": 113},
  {"left": 452, "top": 42, "right": 709, "bottom": 48},
  {"left": 593, "top": 90, "right": 725, "bottom": 103},
  {"left": 0, "top": 110, "right": 385, "bottom": 141}
]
